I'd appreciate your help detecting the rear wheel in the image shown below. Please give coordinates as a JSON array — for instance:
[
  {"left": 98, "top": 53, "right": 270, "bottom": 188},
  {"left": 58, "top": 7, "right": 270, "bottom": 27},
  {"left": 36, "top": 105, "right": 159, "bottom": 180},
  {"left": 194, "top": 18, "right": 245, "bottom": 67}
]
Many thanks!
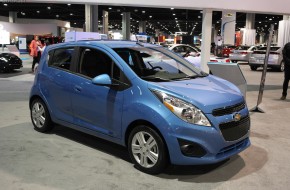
[
  {"left": 30, "top": 98, "right": 53, "bottom": 132},
  {"left": 128, "top": 125, "right": 168, "bottom": 174},
  {"left": 250, "top": 65, "right": 258, "bottom": 71}
]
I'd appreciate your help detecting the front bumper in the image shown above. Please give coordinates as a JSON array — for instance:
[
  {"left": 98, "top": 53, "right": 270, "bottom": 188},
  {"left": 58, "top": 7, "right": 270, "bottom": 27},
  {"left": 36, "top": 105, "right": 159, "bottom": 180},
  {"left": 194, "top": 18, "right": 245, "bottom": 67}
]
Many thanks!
[{"left": 163, "top": 105, "right": 250, "bottom": 165}]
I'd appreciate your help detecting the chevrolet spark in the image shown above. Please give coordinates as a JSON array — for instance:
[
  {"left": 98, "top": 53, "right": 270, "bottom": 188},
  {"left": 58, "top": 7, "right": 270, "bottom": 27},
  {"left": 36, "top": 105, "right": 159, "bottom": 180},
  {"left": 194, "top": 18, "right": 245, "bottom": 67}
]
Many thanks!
[{"left": 29, "top": 40, "right": 250, "bottom": 174}]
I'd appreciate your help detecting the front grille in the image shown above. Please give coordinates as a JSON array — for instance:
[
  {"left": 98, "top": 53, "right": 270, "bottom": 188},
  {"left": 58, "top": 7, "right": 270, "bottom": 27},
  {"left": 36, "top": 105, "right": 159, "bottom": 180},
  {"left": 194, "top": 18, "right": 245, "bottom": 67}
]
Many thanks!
[
  {"left": 212, "top": 102, "right": 245, "bottom": 117},
  {"left": 219, "top": 116, "right": 250, "bottom": 141}
]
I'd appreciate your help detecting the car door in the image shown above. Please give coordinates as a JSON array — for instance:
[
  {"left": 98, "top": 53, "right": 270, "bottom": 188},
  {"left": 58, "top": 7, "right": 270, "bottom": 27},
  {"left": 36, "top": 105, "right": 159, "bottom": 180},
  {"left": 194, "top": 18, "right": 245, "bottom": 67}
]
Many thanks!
[
  {"left": 70, "top": 47, "right": 130, "bottom": 138},
  {"left": 40, "top": 47, "right": 76, "bottom": 123}
]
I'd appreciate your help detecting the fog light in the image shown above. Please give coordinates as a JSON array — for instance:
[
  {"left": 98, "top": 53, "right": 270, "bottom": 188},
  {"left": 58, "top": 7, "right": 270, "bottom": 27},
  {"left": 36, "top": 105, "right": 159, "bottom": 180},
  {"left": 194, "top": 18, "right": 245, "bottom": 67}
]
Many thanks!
[{"left": 178, "top": 139, "right": 206, "bottom": 157}]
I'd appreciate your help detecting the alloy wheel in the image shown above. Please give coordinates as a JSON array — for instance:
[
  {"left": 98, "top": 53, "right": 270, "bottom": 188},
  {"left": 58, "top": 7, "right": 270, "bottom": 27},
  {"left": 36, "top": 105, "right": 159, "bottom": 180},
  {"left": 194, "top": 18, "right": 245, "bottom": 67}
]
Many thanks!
[
  {"left": 31, "top": 102, "right": 46, "bottom": 129},
  {"left": 131, "top": 131, "right": 159, "bottom": 168}
]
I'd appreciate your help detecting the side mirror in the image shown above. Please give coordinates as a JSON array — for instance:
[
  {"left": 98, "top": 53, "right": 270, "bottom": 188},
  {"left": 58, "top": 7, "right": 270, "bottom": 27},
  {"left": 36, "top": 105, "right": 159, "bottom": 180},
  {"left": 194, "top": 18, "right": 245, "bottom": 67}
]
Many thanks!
[{"left": 92, "top": 74, "right": 115, "bottom": 86}]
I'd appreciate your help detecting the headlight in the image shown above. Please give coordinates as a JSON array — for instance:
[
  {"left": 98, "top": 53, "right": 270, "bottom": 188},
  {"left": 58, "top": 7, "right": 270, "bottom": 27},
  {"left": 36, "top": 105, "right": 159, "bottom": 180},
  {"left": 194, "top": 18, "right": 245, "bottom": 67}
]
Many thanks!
[{"left": 152, "top": 90, "right": 211, "bottom": 126}]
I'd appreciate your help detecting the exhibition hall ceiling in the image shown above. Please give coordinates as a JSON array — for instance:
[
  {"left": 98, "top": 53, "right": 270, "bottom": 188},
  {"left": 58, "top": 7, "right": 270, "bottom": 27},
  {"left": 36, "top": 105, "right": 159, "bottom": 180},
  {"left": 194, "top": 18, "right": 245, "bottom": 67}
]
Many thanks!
[{"left": 0, "top": 3, "right": 283, "bottom": 36}]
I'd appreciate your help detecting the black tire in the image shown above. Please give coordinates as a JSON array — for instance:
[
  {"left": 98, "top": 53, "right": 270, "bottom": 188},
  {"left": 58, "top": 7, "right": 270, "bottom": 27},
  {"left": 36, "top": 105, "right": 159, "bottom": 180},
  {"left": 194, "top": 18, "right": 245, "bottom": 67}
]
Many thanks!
[
  {"left": 128, "top": 125, "right": 168, "bottom": 174},
  {"left": 30, "top": 98, "right": 53, "bottom": 133},
  {"left": 250, "top": 66, "right": 257, "bottom": 71}
]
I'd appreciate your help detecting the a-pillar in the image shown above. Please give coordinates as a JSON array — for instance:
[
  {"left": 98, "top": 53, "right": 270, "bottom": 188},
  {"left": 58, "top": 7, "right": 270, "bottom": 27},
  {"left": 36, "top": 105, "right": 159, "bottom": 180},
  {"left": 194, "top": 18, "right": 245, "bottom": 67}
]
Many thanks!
[
  {"left": 201, "top": 9, "right": 213, "bottom": 73},
  {"left": 221, "top": 11, "right": 236, "bottom": 45},
  {"left": 122, "top": 12, "right": 131, "bottom": 40},
  {"left": 139, "top": 21, "right": 146, "bottom": 34},
  {"left": 9, "top": 11, "right": 17, "bottom": 23},
  {"left": 102, "top": 10, "right": 109, "bottom": 35},
  {"left": 85, "top": 4, "right": 98, "bottom": 32}
]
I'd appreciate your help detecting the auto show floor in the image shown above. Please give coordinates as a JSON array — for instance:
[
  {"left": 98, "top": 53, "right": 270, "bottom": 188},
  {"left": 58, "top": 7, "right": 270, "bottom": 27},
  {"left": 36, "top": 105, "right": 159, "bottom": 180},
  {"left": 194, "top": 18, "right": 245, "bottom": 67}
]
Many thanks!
[{"left": 1, "top": 55, "right": 290, "bottom": 190}]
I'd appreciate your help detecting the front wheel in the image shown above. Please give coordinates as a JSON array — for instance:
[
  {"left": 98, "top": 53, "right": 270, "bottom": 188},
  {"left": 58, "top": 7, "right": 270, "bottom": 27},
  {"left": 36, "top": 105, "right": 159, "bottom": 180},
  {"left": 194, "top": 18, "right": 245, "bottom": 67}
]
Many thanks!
[
  {"left": 30, "top": 98, "right": 53, "bottom": 132},
  {"left": 128, "top": 125, "right": 168, "bottom": 174}
]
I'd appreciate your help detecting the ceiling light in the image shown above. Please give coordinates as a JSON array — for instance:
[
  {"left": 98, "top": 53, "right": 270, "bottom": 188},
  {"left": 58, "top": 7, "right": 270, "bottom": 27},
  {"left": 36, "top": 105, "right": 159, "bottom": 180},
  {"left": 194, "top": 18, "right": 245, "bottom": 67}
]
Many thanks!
[
  {"left": 269, "top": 18, "right": 272, "bottom": 20},
  {"left": 37, "top": 11, "right": 40, "bottom": 13},
  {"left": 198, "top": 16, "right": 201, "bottom": 18},
  {"left": 56, "top": 15, "right": 59, "bottom": 18},
  {"left": 173, "top": 14, "right": 175, "bottom": 16},
  {"left": 109, "top": 7, "right": 112, "bottom": 10},
  {"left": 149, "top": 16, "right": 152, "bottom": 18},
  {"left": 175, "top": 18, "right": 177, "bottom": 19},
  {"left": 259, "top": 21, "right": 261, "bottom": 23},
  {"left": 67, "top": 4, "right": 71, "bottom": 6},
  {"left": 74, "top": 22, "right": 76, "bottom": 24},
  {"left": 47, "top": 7, "right": 51, "bottom": 10},
  {"left": 121, "top": 14, "right": 123, "bottom": 15},
  {"left": 171, "top": 8, "right": 174, "bottom": 10},
  {"left": 4, "top": 3, "right": 8, "bottom": 6},
  {"left": 70, "top": 13, "right": 73, "bottom": 16},
  {"left": 142, "top": 11, "right": 145, "bottom": 14}
]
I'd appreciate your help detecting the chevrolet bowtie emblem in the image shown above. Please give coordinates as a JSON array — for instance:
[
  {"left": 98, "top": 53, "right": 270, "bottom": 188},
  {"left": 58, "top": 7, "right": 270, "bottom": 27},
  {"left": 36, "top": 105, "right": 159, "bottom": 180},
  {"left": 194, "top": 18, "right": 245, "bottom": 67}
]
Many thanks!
[{"left": 233, "top": 113, "right": 242, "bottom": 121}]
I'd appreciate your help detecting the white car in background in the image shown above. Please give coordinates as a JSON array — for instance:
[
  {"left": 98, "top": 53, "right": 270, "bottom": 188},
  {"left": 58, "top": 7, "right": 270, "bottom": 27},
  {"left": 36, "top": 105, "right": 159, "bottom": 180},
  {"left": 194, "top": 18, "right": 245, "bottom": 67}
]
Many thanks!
[
  {"left": 229, "top": 45, "right": 258, "bottom": 63},
  {"left": 168, "top": 44, "right": 201, "bottom": 57}
]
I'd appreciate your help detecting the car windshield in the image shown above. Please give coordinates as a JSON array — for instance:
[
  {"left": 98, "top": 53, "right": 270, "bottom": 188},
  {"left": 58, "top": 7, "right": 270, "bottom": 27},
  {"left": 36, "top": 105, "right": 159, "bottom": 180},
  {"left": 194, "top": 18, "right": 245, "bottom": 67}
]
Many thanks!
[
  {"left": 235, "top": 46, "right": 250, "bottom": 50},
  {"left": 113, "top": 47, "right": 206, "bottom": 82}
]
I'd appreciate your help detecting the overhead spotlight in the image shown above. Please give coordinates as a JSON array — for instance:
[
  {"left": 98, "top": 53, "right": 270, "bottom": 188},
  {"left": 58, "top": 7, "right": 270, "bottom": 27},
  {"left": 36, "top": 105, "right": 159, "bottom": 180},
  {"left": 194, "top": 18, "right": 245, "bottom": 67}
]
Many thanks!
[
  {"left": 171, "top": 8, "right": 174, "bottom": 10},
  {"left": 109, "top": 7, "right": 112, "bottom": 10},
  {"left": 47, "top": 7, "right": 51, "bottom": 10},
  {"left": 67, "top": 4, "right": 71, "bottom": 6},
  {"left": 70, "top": 13, "right": 73, "bottom": 16},
  {"left": 37, "top": 11, "right": 40, "bottom": 13},
  {"left": 149, "top": 16, "right": 152, "bottom": 18},
  {"left": 56, "top": 15, "right": 59, "bottom": 18},
  {"left": 4, "top": 3, "right": 8, "bottom": 6},
  {"left": 142, "top": 11, "right": 145, "bottom": 14}
]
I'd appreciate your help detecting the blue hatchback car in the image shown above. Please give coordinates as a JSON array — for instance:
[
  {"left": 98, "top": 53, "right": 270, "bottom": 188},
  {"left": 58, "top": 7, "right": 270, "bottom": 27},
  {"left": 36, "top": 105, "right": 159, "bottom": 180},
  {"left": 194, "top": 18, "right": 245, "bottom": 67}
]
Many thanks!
[{"left": 29, "top": 40, "right": 250, "bottom": 174}]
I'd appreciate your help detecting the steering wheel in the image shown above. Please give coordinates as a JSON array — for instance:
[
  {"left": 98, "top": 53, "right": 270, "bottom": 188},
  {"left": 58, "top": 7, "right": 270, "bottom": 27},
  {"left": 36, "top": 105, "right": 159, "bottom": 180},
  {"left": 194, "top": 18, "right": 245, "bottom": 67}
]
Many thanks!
[{"left": 151, "top": 66, "right": 163, "bottom": 70}]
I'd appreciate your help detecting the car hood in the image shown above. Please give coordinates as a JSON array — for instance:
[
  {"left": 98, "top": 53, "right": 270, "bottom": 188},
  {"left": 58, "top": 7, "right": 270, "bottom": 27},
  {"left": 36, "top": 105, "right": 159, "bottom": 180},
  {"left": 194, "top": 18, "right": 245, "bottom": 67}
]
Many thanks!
[{"left": 150, "top": 75, "right": 243, "bottom": 113}]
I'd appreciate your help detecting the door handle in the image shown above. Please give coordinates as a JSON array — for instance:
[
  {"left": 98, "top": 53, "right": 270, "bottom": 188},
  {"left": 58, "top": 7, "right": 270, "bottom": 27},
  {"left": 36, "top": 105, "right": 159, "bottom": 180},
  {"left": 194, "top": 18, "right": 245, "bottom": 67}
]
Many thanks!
[{"left": 74, "top": 85, "right": 82, "bottom": 92}]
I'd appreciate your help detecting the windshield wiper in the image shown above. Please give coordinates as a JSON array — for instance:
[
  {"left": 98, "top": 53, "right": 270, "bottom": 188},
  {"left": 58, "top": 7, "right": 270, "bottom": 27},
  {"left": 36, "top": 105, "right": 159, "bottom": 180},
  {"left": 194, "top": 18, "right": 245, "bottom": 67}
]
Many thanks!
[
  {"left": 141, "top": 76, "right": 171, "bottom": 82},
  {"left": 171, "top": 74, "right": 206, "bottom": 80}
]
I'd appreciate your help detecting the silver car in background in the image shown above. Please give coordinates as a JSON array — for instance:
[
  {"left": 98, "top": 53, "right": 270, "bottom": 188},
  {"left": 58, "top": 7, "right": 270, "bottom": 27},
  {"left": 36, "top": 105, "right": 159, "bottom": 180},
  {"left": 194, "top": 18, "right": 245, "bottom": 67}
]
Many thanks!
[
  {"left": 229, "top": 45, "right": 258, "bottom": 63},
  {"left": 249, "top": 46, "right": 284, "bottom": 72}
]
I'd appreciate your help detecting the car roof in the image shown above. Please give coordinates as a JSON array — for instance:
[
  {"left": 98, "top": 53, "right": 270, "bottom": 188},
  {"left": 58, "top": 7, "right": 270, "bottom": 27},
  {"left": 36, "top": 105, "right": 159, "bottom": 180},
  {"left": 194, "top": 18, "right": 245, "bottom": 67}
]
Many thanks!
[{"left": 47, "top": 40, "right": 160, "bottom": 50}]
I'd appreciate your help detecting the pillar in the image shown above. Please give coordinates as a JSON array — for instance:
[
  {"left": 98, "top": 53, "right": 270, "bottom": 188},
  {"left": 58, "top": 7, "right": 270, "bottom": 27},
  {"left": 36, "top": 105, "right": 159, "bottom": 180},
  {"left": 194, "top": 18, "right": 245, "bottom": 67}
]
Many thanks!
[
  {"left": 85, "top": 4, "right": 98, "bottom": 32},
  {"left": 283, "top": 15, "right": 290, "bottom": 20},
  {"left": 139, "top": 21, "right": 146, "bottom": 34},
  {"left": 102, "top": 10, "right": 109, "bottom": 34},
  {"left": 9, "top": 11, "right": 17, "bottom": 23},
  {"left": 122, "top": 12, "right": 131, "bottom": 40},
  {"left": 221, "top": 11, "right": 236, "bottom": 45},
  {"left": 259, "top": 33, "right": 265, "bottom": 44},
  {"left": 246, "top": 13, "right": 255, "bottom": 29},
  {"left": 201, "top": 9, "right": 213, "bottom": 73}
]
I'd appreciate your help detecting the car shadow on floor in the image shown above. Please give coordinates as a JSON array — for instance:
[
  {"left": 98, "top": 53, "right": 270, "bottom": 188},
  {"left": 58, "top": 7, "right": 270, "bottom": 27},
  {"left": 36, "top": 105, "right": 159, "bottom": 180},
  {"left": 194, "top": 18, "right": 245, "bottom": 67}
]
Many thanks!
[
  {"left": 49, "top": 124, "right": 131, "bottom": 163},
  {"left": 49, "top": 125, "right": 267, "bottom": 180}
]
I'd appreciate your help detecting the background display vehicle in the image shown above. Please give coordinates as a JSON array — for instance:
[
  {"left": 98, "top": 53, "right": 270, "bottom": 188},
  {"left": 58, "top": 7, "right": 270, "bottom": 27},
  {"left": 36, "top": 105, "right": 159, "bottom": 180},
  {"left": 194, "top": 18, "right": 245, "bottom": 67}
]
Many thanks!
[
  {"left": 229, "top": 45, "right": 258, "bottom": 63},
  {"left": 222, "top": 44, "right": 236, "bottom": 57},
  {"left": 0, "top": 53, "right": 23, "bottom": 73},
  {"left": 249, "top": 46, "right": 284, "bottom": 71},
  {"left": 168, "top": 44, "right": 201, "bottom": 57},
  {"left": 29, "top": 40, "right": 250, "bottom": 174}
]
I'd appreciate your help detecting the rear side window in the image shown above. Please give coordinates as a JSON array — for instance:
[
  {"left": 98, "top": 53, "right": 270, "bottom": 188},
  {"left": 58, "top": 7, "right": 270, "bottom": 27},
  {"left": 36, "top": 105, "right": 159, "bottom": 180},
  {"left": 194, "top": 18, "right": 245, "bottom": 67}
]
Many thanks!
[{"left": 48, "top": 48, "right": 74, "bottom": 70}]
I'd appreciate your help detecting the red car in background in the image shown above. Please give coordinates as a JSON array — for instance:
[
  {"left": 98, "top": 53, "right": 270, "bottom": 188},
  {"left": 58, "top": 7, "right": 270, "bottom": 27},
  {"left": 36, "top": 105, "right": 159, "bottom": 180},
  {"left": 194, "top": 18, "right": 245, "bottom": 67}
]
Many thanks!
[{"left": 222, "top": 44, "right": 236, "bottom": 57}]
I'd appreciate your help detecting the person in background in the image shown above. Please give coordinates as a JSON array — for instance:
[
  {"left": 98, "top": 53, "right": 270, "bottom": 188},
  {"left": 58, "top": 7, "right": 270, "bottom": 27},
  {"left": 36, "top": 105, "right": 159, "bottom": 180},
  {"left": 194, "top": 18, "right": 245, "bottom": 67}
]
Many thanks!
[
  {"left": 281, "top": 42, "right": 290, "bottom": 100},
  {"left": 38, "top": 40, "right": 50, "bottom": 54},
  {"left": 29, "top": 35, "right": 41, "bottom": 72}
]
